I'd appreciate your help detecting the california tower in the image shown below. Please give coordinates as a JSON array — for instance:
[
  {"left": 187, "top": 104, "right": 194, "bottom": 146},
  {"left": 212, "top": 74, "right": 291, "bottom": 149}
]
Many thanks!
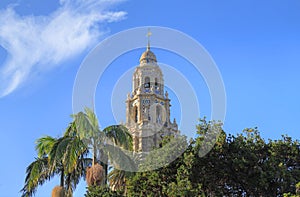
[{"left": 125, "top": 35, "right": 179, "bottom": 152}]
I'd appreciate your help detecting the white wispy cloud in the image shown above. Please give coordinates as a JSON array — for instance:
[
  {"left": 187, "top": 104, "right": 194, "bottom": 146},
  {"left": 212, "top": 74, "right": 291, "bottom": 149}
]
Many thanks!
[{"left": 0, "top": 0, "right": 126, "bottom": 97}]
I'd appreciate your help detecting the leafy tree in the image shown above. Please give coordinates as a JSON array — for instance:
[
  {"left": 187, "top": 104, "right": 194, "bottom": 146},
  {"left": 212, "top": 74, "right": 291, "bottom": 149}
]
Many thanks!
[
  {"left": 125, "top": 118, "right": 300, "bottom": 197},
  {"left": 85, "top": 186, "right": 122, "bottom": 197},
  {"left": 126, "top": 135, "right": 191, "bottom": 196},
  {"left": 283, "top": 182, "right": 300, "bottom": 196}
]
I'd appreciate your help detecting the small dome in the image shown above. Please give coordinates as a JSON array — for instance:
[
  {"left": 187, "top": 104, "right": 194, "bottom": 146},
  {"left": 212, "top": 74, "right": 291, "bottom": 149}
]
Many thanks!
[{"left": 139, "top": 48, "right": 157, "bottom": 63}]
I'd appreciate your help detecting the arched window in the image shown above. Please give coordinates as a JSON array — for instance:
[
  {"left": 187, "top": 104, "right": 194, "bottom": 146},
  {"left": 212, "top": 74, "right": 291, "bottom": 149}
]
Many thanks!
[
  {"left": 155, "top": 78, "right": 158, "bottom": 89},
  {"left": 144, "top": 77, "right": 150, "bottom": 89}
]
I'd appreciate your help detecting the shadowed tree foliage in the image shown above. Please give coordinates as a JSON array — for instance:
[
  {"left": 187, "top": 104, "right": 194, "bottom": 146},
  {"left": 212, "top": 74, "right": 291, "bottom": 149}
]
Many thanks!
[
  {"left": 125, "top": 118, "right": 300, "bottom": 197},
  {"left": 85, "top": 186, "right": 123, "bottom": 197}
]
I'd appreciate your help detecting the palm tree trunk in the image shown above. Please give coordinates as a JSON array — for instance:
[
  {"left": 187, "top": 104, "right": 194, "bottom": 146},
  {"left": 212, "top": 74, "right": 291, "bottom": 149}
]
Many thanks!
[
  {"left": 60, "top": 169, "right": 64, "bottom": 188},
  {"left": 66, "top": 173, "right": 72, "bottom": 197},
  {"left": 100, "top": 149, "right": 108, "bottom": 185},
  {"left": 93, "top": 139, "right": 97, "bottom": 166},
  {"left": 103, "top": 162, "right": 108, "bottom": 185}
]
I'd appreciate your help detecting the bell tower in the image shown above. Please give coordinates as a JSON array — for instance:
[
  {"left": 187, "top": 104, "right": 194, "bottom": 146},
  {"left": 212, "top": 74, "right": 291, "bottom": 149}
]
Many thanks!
[{"left": 125, "top": 33, "right": 179, "bottom": 152}]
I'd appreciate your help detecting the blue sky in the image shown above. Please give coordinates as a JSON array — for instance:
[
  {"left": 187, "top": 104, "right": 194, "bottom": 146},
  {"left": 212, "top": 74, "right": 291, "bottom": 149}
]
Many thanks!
[{"left": 0, "top": 0, "right": 300, "bottom": 196}]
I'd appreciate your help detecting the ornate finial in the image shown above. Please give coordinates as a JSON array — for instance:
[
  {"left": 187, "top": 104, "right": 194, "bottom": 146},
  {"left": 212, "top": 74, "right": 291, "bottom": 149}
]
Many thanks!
[{"left": 146, "top": 28, "right": 152, "bottom": 51}]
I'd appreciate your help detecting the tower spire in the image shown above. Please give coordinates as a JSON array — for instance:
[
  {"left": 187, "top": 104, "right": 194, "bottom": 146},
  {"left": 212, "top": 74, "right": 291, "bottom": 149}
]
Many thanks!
[{"left": 146, "top": 28, "right": 152, "bottom": 51}]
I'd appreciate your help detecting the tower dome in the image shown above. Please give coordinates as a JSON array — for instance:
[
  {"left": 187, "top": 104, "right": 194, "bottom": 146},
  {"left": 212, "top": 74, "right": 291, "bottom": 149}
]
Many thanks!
[
  {"left": 139, "top": 43, "right": 157, "bottom": 64},
  {"left": 139, "top": 49, "right": 157, "bottom": 63}
]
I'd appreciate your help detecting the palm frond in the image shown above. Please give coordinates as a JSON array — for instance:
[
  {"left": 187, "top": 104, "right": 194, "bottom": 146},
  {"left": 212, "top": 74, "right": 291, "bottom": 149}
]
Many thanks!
[
  {"left": 73, "top": 109, "right": 100, "bottom": 139},
  {"left": 103, "top": 125, "right": 133, "bottom": 150},
  {"left": 63, "top": 136, "right": 89, "bottom": 173},
  {"left": 105, "top": 144, "right": 137, "bottom": 172},
  {"left": 48, "top": 137, "right": 70, "bottom": 174},
  {"left": 35, "top": 136, "right": 56, "bottom": 157},
  {"left": 64, "top": 121, "right": 78, "bottom": 137},
  {"left": 20, "top": 157, "right": 50, "bottom": 197}
]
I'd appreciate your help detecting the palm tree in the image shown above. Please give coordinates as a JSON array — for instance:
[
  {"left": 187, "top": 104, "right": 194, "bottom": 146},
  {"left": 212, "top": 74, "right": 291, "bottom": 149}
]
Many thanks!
[
  {"left": 21, "top": 108, "right": 132, "bottom": 196},
  {"left": 73, "top": 108, "right": 133, "bottom": 186},
  {"left": 21, "top": 122, "right": 90, "bottom": 197},
  {"left": 21, "top": 135, "right": 60, "bottom": 197},
  {"left": 48, "top": 122, "right": 90, "bottom": 195},
  {"left": 107, "top": 124, "right": 135, "bottom": 195}
]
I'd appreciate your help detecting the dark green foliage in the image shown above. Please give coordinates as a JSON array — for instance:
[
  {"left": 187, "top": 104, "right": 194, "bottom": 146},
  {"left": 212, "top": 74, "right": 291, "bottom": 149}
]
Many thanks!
[
  {"left": 283, "top": 182, "right": 300, "bottom": 196},
  {"left": 85, "top": 186, "right": 122, "bottom": 197},
  {"left": 126, "top": 118, "right": 300, "bottom": 197}
]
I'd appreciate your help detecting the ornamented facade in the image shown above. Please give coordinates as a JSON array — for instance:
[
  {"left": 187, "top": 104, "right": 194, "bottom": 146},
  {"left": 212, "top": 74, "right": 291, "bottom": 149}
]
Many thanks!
[{"left": 125, "top": 42, "right": 179, "bottom": 152}]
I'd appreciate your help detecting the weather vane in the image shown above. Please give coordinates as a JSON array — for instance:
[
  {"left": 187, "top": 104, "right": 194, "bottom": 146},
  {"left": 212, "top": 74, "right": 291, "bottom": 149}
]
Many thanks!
[{"left": 146, "top": 28, "right": 152, "bottom": 50}]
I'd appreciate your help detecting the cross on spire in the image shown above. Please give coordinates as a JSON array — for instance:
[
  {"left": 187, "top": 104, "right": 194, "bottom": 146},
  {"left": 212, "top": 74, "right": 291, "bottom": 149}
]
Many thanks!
[{"left": 146, "top": 28, "right": 152, "bottom": 51}]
